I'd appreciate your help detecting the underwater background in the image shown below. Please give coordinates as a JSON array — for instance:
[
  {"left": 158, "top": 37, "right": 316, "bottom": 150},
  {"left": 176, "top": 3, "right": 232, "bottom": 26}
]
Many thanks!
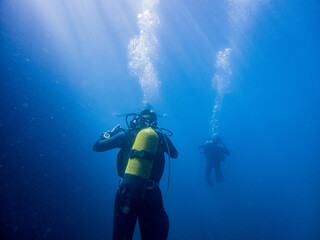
[{"left": 1, "top": 0, "right": 320, "bottom": 239}]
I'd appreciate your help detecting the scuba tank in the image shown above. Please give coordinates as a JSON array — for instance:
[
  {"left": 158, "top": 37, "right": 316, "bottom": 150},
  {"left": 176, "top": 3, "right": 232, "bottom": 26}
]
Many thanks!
[
  {"left": 125, "top": 127, "right": 159, "bottom": 178},
  {"left": 119, "top": 109, "right": 173, "bottom": 213},
  {"left": 121, "top": 127, "right": 159, "bottom": 214}
]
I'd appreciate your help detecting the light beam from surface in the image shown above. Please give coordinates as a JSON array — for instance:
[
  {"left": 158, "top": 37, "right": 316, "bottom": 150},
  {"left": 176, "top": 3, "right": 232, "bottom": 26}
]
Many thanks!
[{"left": 26, "top": 0, "right": 136, "bottom": 93}]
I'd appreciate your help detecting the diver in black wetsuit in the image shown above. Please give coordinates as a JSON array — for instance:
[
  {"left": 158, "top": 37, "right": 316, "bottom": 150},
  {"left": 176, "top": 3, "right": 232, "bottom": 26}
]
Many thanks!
[
  {"left": 199, "top": 134, "right": 230, "bottom": 185},
  {"left": 93, "top": 109, "right": 178, "bottom": 240}
]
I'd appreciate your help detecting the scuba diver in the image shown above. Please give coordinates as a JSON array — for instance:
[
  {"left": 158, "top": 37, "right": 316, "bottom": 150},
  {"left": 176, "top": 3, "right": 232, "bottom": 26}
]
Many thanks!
[
  {"left": 93, "top": 108, "right": 178, "bottom": 240},
  {"left": 199, "top": 134, "right": 230, "bottom": 185}
]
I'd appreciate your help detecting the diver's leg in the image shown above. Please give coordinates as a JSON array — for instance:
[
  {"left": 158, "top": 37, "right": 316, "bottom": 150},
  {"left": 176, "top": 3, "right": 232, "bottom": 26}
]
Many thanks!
[
  {"left": 215, "top": 162, "right": 223, "bottom": 183},
  {"left": 206, "top": 162, "right": 213, "bottom": 185},
  {"left": 138, "top": 188, "right": 169, "bottom": 240},
  {"left": 113, "top": 188, "right": 138, "bottom": 240}
]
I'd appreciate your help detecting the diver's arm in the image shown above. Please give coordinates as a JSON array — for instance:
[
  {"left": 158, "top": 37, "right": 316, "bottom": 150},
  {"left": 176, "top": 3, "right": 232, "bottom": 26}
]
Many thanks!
[
  {"left": 93, "top": 132, "right": 126, "bottom": 152},
  {"left": 164, "top": 135, "right": 178, "bottom": 158}
]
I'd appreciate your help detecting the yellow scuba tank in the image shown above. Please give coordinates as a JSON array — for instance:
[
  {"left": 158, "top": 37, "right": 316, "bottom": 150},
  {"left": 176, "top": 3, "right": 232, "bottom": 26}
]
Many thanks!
[
  {"left": 125, "top": 127, "right": 159, "bottom": 179},
  {"left": 121, "top": 127, "right": 159, "bottom": 214}
]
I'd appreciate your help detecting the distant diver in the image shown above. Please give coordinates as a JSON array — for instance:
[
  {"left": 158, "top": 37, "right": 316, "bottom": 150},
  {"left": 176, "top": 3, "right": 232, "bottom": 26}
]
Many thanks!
[
  {"left": 199, "top": 133, "right": 230, "bottom": 185},
  {"left": 93, "top": 108, "right": 178, "bottom": 240}
]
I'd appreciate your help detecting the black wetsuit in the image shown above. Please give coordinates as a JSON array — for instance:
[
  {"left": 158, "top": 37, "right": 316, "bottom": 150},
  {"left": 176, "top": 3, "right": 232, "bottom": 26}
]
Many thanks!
[
  {"left": 93, "top": 129, "right": 178, "bottom": 240},
  {"left": 200, "top": 140, "right": 229, "bottom": 184}
]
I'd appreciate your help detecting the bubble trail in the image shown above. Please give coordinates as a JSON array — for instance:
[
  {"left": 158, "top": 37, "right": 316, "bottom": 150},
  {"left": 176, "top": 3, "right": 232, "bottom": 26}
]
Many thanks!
[
  {"left": 128, "top": 0, "right": 160, "bottom": 105},
  {"left": 209, "top": 0, "right": 265, "bottom": 136},
  {"left": 210, "top": 48, "right": 232, "bottom": 136}
]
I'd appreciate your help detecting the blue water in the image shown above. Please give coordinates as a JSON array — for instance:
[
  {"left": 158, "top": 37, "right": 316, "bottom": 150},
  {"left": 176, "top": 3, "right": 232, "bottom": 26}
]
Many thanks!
[{"left": 1, "top": 0, "right": 320, "bottom": 239}]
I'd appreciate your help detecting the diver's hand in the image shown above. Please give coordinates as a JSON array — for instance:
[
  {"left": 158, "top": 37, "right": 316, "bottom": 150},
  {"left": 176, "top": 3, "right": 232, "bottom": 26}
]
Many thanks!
[
  {"left": 111, "top": 124, "right": 121, "bottom": 134},
  {"left": 101, "top": 124, "right": 121, "bottom": 139}
]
